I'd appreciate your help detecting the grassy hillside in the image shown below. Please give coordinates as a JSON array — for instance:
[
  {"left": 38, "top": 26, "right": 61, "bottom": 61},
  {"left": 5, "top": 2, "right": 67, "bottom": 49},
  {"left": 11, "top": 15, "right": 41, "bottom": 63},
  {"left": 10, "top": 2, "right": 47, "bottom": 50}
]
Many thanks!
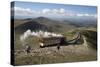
[
  {"left": 80, "top": 30, "right": 97, "bottom": 50},
  {"left": 14, "top": 17, "right": 97, "bottom": 65},
  {"left": 14, "top": 17, "right": 77, "bottom": 34}
]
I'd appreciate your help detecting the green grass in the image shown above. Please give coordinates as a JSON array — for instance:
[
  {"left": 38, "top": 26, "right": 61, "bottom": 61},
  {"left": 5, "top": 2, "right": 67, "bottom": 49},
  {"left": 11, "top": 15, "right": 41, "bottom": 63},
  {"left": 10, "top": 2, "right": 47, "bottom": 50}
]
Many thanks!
[{"left": 15, "top": 51, "right": 97, "bottom": 66}]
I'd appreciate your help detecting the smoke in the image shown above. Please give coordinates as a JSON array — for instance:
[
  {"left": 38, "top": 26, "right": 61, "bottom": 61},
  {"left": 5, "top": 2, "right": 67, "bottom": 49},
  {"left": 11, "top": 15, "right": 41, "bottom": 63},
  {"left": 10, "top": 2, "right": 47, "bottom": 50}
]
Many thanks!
[
  {"left": 20, "top": 29, "right": 32, "bottom": 46},
  {"left": 20, "top": 29, "right": 63, "bottom": 45}
]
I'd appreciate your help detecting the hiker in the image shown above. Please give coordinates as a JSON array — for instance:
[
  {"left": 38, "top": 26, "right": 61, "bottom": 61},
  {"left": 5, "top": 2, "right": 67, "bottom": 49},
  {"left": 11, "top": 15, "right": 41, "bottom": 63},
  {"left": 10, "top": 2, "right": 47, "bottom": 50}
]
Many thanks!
[
  {"left": 25, "top": 44, "right": 31, "bottom": 54},
  {"left": 57, "top": 44, "right": 60, "bottom": 50}
]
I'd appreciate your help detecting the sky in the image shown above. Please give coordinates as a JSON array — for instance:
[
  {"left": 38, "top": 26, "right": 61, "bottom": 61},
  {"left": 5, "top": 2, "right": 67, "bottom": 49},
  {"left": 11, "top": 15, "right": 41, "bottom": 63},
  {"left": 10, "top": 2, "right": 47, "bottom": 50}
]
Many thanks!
[{"left": 12, "top": 1, "right": 97, "bottom": 20}]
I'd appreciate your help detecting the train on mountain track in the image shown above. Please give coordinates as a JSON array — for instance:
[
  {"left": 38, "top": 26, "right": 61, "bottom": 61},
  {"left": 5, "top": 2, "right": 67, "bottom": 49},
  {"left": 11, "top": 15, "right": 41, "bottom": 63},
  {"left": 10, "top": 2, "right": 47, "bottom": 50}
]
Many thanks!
[{"left": 38, "top": 36, "right": 66, "bottom": 48}]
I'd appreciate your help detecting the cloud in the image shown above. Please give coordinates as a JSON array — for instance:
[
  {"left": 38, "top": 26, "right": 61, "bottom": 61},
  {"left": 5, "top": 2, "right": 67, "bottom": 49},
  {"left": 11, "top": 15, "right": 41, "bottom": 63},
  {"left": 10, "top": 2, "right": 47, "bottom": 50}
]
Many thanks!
[
  {"left": 12, "top": 7, "right": 69, "bottom": 16},
  {"left": 76, "top": 13, "right": 97, "bottom": 18},
  {"left": 41, "top": 8, "right": 66, "bottom": 15},
  {"left": 94, "top": 14, "right": 97, "bottom": 18},
  {"left": 42, "top": 9, "right": 50, "bottom": 14},
  {"left": 14, "top": 7, "right": 69, "bottom": 16},
  {"left": 42, "top": 8, "right": 76, "bottom": 17},
  {"left": 13, "top": 7, "right": 97, "bottom": 19},
  {"left": 14, "top": 7, "right": 34, "bottom": 16},
  {"left": 76, "top": 14, "right": 84, "bottom": 17}
]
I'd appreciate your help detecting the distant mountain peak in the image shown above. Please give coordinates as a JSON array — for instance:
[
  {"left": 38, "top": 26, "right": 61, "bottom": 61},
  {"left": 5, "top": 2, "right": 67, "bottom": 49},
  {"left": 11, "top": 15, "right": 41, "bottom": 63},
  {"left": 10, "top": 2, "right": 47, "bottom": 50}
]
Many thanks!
[
  {"left": 37, "top": 16, "right": 48, "bottom": 19},
  {"left": 34, "top": 16, "right": 51, "bottom": 21},
  {"left": 37, "top": 16, "right": 47, "bottom": 19}
]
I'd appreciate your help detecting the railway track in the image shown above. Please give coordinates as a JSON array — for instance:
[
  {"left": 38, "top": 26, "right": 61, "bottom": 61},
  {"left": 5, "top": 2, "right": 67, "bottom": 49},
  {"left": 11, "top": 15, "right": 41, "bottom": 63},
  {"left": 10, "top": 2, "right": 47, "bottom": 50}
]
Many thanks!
[{"left": 67, "top": 32, "right": 81, "bottom": 44}]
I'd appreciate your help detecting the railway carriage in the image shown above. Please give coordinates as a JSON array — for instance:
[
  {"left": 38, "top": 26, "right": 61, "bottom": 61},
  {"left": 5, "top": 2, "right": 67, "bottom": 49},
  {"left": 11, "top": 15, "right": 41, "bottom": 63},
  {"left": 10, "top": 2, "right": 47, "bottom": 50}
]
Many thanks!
[{"left": 38, "top": 36, "right": 66, "bottom": 47}]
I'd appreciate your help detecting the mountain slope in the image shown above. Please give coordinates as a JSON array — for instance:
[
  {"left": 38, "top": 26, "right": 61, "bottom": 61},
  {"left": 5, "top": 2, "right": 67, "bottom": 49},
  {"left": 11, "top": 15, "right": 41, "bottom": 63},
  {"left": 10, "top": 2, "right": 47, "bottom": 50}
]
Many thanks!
[
  {"left": 80, "top": 30, "right": 97, "bottom": 50},
  {"left": 15, "top": 20, "right": 50, "bottom": 33},
  {"left": 15, "top": 17, "right": 77, "bottom": 34}
]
